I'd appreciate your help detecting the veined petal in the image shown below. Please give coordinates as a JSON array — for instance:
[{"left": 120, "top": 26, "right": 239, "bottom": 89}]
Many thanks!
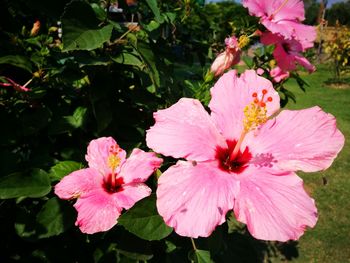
[
  {"left": 243, "top": 0, "right": 305, "bottom": 21},
  {"left": 146, "top": 98, "right": 226, "bottom": 161},
  {"left": 157, "top": 161, "right": 239, "bottom": 238},
  {"left": 54, "top": 168, "right": 102, "bottom": 200},
  {"left": 115, "top": 183, "right": 151, "bottom": 210},
  {"left": 209, "top": 70, "right": 280, "bottom": 141},
  {"left": 234, "top": 167, "right": 317, "bottom": 242},
  {"left": 85, "top": 137, "right": 126, "bottom": 175},
  {"left": 119, "top": 149, "right": 162, "bottom": 184},
  {"left": 245, "top": 107, "right": 345, "bottom": 172},
  {"left": 273, "top": 0, "right": 305, "bottom": 21},
  {"left": 74, "top": 189, "right": 122, "bottom": 234}
]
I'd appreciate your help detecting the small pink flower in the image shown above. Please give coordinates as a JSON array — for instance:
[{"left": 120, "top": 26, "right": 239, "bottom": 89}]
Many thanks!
[
  {"left": 55, "top": 137, "right": 162, "bottom": 234},
  {"left": 146, "top": 70, "right": 344, "bottom": 241},
  {"left": 256, "top": 68, "right": 265, "bottom": 75},
  {"left": 261, "top": 32, "right": 316, "bottom": 73},
  {"left": 0, "top": 77, "right": 31, "bottom": 92},
  {"left": 243, "top": 0, "right": 316, "bottom": 48},
  {"left": 270, "top": 66, "right": 290, "bottom": 82},
  {"left": 210, "top": 36, "right": 241, "bottom": 76}
]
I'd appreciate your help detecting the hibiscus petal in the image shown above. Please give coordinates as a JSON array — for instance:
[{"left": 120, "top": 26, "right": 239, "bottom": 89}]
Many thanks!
[
  {"left": 54, "top": 168, "right": 102, "bottom": 200},
  {"left": 245, "top": 107, "right": 345, "bottom": 172},
  {"left": 209, "top": 70, "right": 280, "bottom": 141},
  {"left": 85, "top": 137, "right": 126, "bottom": 175},
  {"left": 261, "top": 18, "right": 295, "bottom": 40},
  {"left": 273, "top": 44, "right": 297, "bottom": 72},
  {"left": 294, "top": 55, "right": 316, "bottom": 73},
  {"left": 115, "top": 183, "right": 151, "bottom": 210},
  {"left": 146, "top": 98, "right": 226, "bottom": 161},
  {"left": 273, "top": 0, "right": 305, "bottom": 22},
  {"left": 119, "top": 149, "right": 162, "bottom": 184},
  {"left": 157, "top": 161, "right": 239, "bottom": 238},
  {"left": 288, "top": 21, "right": 317, "bottom": 50},
  {"left": 74, "top": 189, "right": 122, "bottom": 234},
  {"left": 234, "top": 167, "right": 317, "bottom": 242},
  {"left": 242, "top": 0, "right": 266, "bottom": 17}
]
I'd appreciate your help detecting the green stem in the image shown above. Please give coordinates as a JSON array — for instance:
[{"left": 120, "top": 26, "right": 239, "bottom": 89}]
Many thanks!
[{"left": 190, "top": 238, "right": 197, "bottom": 251}]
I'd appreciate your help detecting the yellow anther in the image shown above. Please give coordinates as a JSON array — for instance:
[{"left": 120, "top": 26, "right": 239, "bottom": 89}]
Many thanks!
[
  {"left": 243, "top": 102, "right": 267, "bottom": 132},
  {"left": 108, "top": 154, "right": 121, "bottom": 171},
  {"left": 238, "top": 35, "right": 250, "bottom": 49}
]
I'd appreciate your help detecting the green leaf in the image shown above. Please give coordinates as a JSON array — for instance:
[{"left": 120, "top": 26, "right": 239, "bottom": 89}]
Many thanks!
[
  {"left": 137, "top": 42, "right": 160, "bottom": 88},
  {"left": 112, "top": 52, "right": 143, "bottom": 68},
  {"left": 62, "top": 1, "right": 113, "bottom": 51},
  {"left": 49, "top": 161, "right": 83, "bottom": 181},
  {"left": 91, "top": 3, "right": 106, "bottom": 21},
  {"left": 65, "top": 106, "right": 87, "bottom": 128},
  {"left": 145, "top": 0, "right": 164, "bottom": 23},
  {"left": 0, "top": 169, "right": 51, "bottom": 199},
  {"left": 189, "top": 250, "right": 213, "bottom": 263},
  {"left": 242, "top": 55, "right": 254, "bottom": 68},
  {"left": 118, "top": 194, "right": 173, "bottom": 241},
  {"left": 116, "top": 248, "right": 153, "bottom": 261},
  {"left": 0, "top": 55, "right": 33, "bottom": 72},
  {"left": 143, "top": 20, "right": 160, "bottom": 32},
  {"left": 36, "top": 197, "right": 76, "bottom": 238}
]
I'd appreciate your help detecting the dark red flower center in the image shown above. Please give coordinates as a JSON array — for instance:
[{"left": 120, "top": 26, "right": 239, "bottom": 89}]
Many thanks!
[
  {"left": 282, "top": 43, "right": 291, "bottom": 53},
  {"left": 103, "top": 175, "right": 124, "bottom": 193},
  {"left": 215, "top": 140, "right": 252, "bottom": 173}
]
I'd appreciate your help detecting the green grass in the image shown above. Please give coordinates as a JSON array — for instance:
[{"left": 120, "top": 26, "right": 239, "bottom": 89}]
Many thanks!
[{"left": 282, "top": 64, "right": 350, "bottom": 263}]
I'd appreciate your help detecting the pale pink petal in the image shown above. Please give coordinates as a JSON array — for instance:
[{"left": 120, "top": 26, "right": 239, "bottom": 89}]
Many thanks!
[
  {"left": 242, "top": 0, "right": 267, "bottom": 17},
  {"left": 234, "top": 166, "right": 317, "bottom": 242},
  {"left": 288, "top": 22, "right": 317, "bottom": 50},
  {"left": 294, "top": 55, "right": 316, "bottom": 73},
  {"left": 119, "top": 149, "right": 162, "bottom": 184},
  {"left": 157, "top": 161, "right": 239, "bottom": 238},
  {"left": 74, "top": 189, "right": 122, "bottom": 234},
  {"left": 146, "top": 98, "right": 226, "bottom": 161},
  {"left": 209, "top": 70, "right": 280, "bottom": 141},
  {"left": 54, "top": 168, "right": 102, "bottom": 200},
  {"left": 85, "top": 137, "right": 126, "bottom": 175},
  {"left": 270, "top": 66, "right": 290, "bottom": 83},
  {"left": 261, "top": 18, "right": 296, "bottom": 40},
  {"left": 245, "top": 107, "right": 345, "bottom": 172},
  {"left": 115, "top": 183, "right": 151, "bottom": 210},
  {"left": 272, "top": 0, "right": 305, "bottom": 22},
  {"left": 211, "top": 51, "right": 241, "bottom": 77}
]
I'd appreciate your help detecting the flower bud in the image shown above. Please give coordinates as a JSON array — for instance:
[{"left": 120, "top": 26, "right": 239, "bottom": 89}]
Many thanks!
[{"left": 210, "top": 36, "right": 241, "bottom": 77}]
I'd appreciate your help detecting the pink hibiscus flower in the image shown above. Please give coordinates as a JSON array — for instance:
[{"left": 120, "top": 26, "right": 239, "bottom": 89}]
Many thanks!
[
  {"left": 270, "top": 66, "right": 290, "bottom": 83},
  {"left": 242, "top": 0, "right": 316, "bottom": 48},
  {"left": 210, "top": 36, "right": 241, "bottom": 77},
  {"left": 146, "top": 70, "right": 344, "bottom": 241},
  {"left": 261, "top": 32, "right": 315, "bottom": 73},
  {"left": 55, "top": 137, "right": 162, "bottom": 234}
]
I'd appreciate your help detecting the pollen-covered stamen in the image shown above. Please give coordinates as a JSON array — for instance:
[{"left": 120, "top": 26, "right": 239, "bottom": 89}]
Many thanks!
[
  {"left": 107, "top": 144, "right": 122, "bottom": 188},
  {"left": 243, "top": 89, "right": 272, "bottom": 133},
  {"left": 229, "top": 89, "right": 273, "bottom": 162}
]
